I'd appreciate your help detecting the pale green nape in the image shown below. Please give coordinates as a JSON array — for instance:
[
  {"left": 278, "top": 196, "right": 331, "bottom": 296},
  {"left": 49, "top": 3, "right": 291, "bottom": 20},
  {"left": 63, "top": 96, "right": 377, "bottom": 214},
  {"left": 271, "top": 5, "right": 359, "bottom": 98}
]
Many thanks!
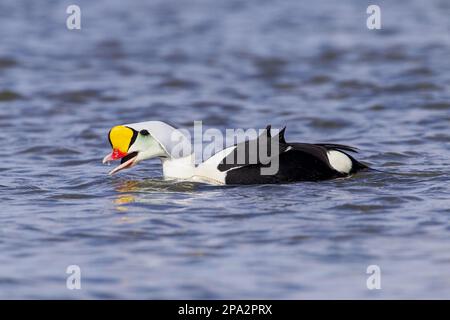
[{"left": 130, "top": 134, "right": 168, "bottom": 162}]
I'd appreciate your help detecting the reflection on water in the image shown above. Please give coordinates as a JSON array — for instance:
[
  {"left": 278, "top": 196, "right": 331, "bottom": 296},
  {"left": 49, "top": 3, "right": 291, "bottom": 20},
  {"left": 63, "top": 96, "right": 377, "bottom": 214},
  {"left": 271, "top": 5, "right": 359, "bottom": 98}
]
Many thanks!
[{"left": 113, "top": 179, "right": 202, "bottom": 211}]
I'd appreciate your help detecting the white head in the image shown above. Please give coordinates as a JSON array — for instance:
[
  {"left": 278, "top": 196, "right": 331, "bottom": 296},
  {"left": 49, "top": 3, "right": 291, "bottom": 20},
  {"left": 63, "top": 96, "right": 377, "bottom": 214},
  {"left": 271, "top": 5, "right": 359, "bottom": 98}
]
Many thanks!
[{"left": 102, "top": 121, "right": 191, "bottom": 175}]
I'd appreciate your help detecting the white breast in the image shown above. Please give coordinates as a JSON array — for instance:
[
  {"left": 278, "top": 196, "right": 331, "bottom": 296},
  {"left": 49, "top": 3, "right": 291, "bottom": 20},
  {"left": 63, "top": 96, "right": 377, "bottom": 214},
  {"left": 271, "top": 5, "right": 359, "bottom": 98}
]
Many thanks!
[{"left": 161, "top": 155, "right": 195, "bottom": 179}]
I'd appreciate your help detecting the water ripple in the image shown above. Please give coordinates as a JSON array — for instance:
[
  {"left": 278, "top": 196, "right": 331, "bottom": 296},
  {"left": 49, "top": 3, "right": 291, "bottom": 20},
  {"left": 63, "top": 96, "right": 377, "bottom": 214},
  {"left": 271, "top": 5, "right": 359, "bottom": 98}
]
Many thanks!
[{"left": 1, "top": 0, "right": 449, "bottom": 299}]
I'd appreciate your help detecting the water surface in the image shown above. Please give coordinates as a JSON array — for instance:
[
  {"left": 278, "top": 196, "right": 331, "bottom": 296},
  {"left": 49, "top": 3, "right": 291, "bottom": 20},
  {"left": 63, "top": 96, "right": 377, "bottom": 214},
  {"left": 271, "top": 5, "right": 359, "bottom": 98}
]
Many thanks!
[{"left": 0, "top": 0, "right": 449, "bottom": 299}]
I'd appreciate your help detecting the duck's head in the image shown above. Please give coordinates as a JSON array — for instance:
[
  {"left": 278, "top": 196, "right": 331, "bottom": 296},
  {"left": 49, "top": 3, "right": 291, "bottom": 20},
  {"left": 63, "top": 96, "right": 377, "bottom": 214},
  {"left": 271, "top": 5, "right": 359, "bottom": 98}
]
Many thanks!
[{"left": 102, "top": 121, "right": 191, "bottom": 175}]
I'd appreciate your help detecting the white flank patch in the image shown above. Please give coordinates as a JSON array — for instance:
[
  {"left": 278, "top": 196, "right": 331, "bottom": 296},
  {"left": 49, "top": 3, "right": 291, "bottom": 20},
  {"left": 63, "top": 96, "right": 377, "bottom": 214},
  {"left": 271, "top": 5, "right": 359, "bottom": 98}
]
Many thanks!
[
  {"left": 327, "top": 150, "right": 352, "bottom": 173},
  {"left": 194, "top": 146, "right": 237, "bottom": 184}
]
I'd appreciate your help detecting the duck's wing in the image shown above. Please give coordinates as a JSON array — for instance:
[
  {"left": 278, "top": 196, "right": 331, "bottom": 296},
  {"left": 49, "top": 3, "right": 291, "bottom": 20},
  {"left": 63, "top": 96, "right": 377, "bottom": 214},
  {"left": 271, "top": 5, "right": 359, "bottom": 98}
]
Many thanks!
[
  {"left": 218, "top": 128, "right": 367, "bottom": 184},
  {"left": 222, "top": 142, "right": 346, "bottom": 184},
  {"left": 292, "top": 143, "right": 367, "bottom": 173},
  {"left": 313, "top": 143, "right": 359, "bottom": 153},
  {"left": 199, "top": 125, "right": 367, "bottom": 184},
  {"left": 217, "top": 125, "right": 289, "bottom": 172}
]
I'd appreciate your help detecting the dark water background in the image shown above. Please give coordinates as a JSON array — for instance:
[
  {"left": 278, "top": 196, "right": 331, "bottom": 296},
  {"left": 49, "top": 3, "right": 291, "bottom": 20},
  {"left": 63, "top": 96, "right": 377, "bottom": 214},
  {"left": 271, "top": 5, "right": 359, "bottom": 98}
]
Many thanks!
[{"left": 0, "top": 0, "right": 449, "bottom": 298}]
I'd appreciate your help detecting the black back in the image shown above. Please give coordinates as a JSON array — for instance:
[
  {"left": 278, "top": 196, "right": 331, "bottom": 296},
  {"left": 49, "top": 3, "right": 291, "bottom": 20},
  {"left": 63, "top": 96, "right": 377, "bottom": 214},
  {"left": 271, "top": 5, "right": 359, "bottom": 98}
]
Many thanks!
[{"left": 221, "top": 126, "right": 368, "bottom": 185}]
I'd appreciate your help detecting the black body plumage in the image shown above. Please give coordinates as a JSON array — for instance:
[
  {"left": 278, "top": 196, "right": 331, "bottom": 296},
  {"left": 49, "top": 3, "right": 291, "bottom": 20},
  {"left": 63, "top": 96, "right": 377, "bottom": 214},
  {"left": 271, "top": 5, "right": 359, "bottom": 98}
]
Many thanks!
[{"left": 219, "top": 126, "right": 368, "bottom": 185}]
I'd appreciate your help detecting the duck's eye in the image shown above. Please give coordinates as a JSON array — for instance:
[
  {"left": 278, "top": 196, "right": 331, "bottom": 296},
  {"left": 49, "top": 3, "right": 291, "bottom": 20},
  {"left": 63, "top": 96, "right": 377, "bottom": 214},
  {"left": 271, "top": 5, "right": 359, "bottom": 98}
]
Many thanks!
[{"left": 140, "top": 129, "right": 150, "bottom": 136}]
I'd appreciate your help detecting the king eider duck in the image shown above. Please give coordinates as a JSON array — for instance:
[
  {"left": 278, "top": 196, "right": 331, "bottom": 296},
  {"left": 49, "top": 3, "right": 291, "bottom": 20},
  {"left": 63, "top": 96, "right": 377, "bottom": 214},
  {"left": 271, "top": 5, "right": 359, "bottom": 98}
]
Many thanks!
[{"left": 102, "top": 121, "right": 368, "bottom": 185}]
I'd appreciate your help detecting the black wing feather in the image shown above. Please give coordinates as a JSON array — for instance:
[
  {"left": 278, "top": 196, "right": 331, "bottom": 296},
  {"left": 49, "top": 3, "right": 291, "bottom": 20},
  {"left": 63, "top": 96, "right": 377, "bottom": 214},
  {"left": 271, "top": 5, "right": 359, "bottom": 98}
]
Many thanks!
[
  {"left": 217, "top": 126, "right": 289, "bottom": 172},
  {"left": 217, "top": 126, "right": 367, "bottom": 184},
  {"left": 314, "top": 143, "right": 359, "bottom": 153}
]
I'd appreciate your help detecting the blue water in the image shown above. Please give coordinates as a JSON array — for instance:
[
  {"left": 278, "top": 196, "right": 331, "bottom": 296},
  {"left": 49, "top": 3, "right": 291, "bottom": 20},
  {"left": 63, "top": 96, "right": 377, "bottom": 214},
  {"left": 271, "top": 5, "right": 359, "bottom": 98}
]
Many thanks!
[{"left": 0, "top": 0, "right": 449, "bottom": 299}]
